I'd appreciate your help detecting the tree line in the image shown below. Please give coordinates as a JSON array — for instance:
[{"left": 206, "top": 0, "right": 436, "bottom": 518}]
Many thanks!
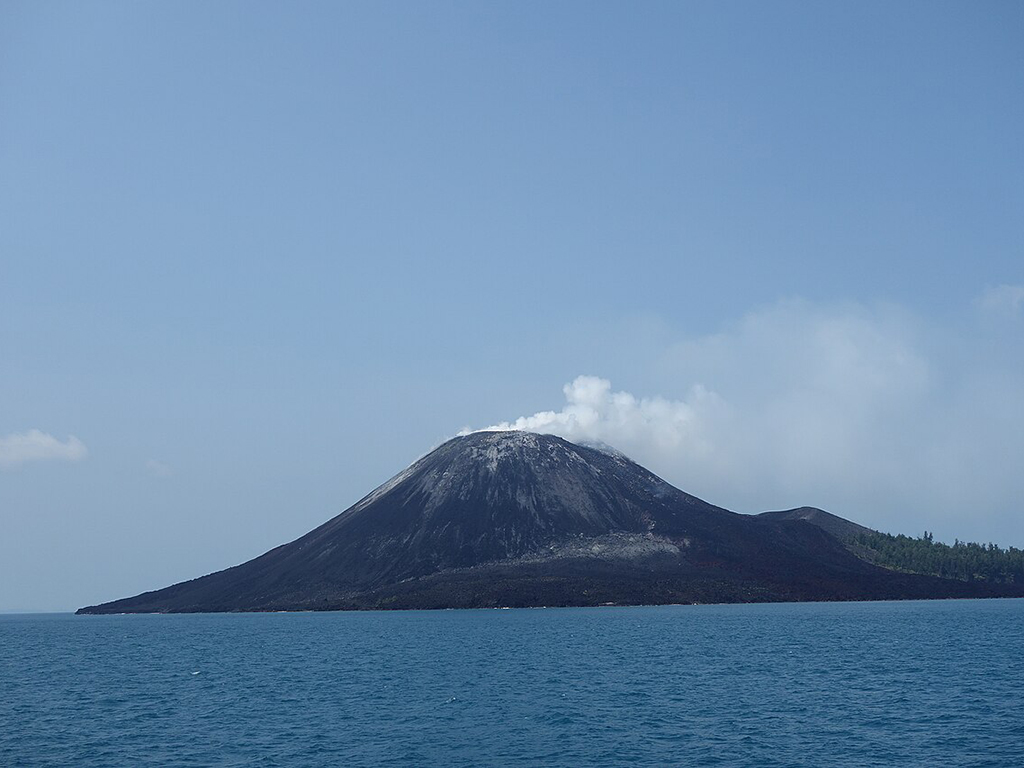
[{"left": 851, "top": 530, "right": 1024, "bottom": 584}]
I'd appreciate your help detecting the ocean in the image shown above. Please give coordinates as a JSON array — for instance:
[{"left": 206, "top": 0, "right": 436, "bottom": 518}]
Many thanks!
[{"left": 2, "top": 599, "right": 1022, "bottom": 766}]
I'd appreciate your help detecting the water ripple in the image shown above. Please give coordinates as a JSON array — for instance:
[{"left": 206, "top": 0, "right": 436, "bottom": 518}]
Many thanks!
[{"left": 2, "top": 600, "right": 1023, "bottom": 766}]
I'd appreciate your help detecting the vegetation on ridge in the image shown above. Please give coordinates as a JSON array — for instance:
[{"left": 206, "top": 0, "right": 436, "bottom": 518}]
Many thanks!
[{"left": 851, "top": 530, "right": 1024, "bottom": 584}]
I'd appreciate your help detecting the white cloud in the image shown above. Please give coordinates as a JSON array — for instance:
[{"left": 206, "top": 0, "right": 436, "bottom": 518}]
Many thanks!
[
  {"left": 145, "top": 459, "right": 173, "bottom": 477},
  {"left": 0, "top": 430, "right": 88, "bottom": 469},
  {"left": 977, "top": 284, "right": 1024, "bottom": 320},
  {"left": 468, "top": 297, "right": 1024, "bottom": 545}
]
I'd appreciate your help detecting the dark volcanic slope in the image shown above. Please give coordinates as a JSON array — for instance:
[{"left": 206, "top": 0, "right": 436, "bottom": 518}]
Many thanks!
[
  {"left": 757, "top": 506, "right": 875, "bottom": 541},
  {"left": 78, "top": 431, "right": 1021, "bottom": 613}
]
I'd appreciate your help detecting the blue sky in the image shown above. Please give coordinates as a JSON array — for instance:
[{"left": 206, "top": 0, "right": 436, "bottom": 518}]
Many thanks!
[{"left": 2, "top": 1, "right": 1022, "bottom": 611}]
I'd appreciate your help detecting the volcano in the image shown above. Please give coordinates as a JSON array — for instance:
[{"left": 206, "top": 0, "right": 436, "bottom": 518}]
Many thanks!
[{"left": 77, "top": 431, "right": 1019, "bottom": 613}]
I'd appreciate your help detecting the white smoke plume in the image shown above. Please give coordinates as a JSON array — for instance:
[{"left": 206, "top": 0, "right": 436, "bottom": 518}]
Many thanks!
[{"left": 479, "top": 375, "right": 726, "bottom": 461}]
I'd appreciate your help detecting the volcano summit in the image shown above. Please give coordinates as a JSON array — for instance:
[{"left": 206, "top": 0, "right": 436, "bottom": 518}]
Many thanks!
[{"left": 78, "top": 431, "right": 1020, "bottom": 613}]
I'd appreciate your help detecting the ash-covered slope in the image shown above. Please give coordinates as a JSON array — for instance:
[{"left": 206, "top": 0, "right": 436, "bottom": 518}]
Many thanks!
[
  {"left": 78, "top": 432, "right": 1021, "bottom": 613},
  {"left": 757, "top": 506, "right": 875, "bottom": 542}
]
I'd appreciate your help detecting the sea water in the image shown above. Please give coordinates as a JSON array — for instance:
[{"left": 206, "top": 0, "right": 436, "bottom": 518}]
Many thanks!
[{"left": 2, "top": 599, "right": 1022, "bottom": 766}]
